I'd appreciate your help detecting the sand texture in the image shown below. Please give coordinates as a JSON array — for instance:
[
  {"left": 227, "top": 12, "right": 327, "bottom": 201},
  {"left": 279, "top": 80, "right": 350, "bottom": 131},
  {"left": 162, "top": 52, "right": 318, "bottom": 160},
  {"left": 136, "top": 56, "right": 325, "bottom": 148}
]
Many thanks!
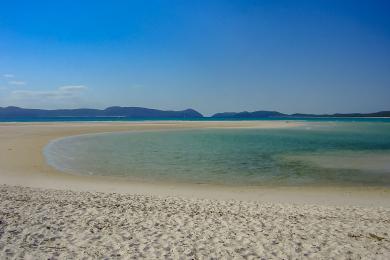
[{"left": 1, "top": 185, "right": 389, "bottom": 259}]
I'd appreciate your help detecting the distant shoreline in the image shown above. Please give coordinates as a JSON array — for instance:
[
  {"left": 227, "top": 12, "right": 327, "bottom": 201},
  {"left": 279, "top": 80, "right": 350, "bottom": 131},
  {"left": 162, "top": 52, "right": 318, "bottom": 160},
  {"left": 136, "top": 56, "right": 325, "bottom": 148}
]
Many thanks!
[{"left": 1, "top": 116, "right": 390, "bottom": 123}]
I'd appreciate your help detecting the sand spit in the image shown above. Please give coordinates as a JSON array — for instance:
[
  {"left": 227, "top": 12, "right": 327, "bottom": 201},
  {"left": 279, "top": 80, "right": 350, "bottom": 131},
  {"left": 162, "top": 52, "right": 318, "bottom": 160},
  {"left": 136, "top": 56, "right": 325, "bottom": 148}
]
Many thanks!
[
  {"left": 1, "top": 121, "right": 390, "bottom": 207},
  {"left": 0, "top": 185, "right": 389, "bottom": 259}
]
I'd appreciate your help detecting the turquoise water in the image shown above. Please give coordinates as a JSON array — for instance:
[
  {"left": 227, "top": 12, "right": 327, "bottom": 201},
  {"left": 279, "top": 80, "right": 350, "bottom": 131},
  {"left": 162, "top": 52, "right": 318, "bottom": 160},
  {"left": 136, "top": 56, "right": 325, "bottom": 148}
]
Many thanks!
[{"left": 44, "top": 122, "right": 390, "bottom": 187}]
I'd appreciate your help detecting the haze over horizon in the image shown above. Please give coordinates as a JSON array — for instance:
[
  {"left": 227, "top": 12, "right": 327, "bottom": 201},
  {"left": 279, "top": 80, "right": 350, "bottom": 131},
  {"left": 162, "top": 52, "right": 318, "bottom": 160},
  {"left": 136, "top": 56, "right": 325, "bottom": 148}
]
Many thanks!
[{"left": 1, "top": 1, "right": 389, "bottom": 116}]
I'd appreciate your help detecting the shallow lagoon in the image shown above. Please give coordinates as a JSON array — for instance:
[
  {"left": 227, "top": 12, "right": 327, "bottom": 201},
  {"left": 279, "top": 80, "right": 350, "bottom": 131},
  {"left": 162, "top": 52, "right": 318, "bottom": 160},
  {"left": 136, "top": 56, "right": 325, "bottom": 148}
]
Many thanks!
[{"left": 45, "top": 122, "right": 390, "bottom": 186}]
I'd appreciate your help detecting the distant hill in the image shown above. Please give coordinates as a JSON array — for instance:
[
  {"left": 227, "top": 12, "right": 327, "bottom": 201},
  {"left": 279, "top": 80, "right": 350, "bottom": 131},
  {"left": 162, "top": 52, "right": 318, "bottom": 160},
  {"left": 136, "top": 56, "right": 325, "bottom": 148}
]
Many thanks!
[
  {"left": 0, "top": 106, "right": 204, "bottom": 119},
  {"left": 211, "top": 110, "right": 390, "bottom": 118},
  {"left": 290, "top": 111, "right": 390, "bottom": 118},
  {"left": 1, "top": 106, "right": 389, "bottom": 119}
]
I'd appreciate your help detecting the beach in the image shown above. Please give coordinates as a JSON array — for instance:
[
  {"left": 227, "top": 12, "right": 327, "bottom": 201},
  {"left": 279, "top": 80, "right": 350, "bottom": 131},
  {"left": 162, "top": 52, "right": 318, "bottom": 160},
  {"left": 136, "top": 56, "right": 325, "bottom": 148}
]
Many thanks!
[
  {"left": 1, "top": 184, "right": 390, "bottom": 259},
  {"left": 1, "top": 121, "right": 390, "bottom": 258}
]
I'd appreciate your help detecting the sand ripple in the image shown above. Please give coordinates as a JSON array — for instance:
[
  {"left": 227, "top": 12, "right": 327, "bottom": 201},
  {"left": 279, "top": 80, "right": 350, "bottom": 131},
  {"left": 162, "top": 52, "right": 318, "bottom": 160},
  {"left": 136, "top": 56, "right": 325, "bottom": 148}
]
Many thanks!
[{"left": 0, "top": 185, "right": 389, "bottom": 259}]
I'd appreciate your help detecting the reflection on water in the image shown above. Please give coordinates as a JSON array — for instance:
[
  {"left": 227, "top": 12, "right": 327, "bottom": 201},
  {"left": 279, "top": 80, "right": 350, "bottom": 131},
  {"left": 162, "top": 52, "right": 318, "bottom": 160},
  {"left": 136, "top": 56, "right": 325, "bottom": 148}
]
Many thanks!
[{"left": 44, "top": 122, "right": 390, "bottom": 187}]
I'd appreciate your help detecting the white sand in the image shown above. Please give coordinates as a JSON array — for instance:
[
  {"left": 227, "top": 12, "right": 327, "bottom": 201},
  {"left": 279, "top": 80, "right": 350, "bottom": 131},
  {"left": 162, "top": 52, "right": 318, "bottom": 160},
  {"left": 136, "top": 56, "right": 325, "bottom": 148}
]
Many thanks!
[
  {"left": 0, "top": 121, "right": 390, "bottom": 258},
  {"left": 1, "top": 185, "right": 389, "bottom": 259}
]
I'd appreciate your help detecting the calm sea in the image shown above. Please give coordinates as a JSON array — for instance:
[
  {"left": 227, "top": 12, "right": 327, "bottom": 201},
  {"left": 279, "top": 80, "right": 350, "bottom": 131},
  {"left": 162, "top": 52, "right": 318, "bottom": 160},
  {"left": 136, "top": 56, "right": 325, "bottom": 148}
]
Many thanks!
[
  {"left": 44, "top": 120, "right": 390, "bottom": 187},
  {"left": 1, "top": 117, "right": 390, "bottom": 122}
]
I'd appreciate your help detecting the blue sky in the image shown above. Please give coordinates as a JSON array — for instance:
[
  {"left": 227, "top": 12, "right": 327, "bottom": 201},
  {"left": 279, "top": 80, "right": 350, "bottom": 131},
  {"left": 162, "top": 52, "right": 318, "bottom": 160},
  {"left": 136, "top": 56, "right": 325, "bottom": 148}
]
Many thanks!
[{"left": 0, "top": 0, "right": 389, "bottom": 115}]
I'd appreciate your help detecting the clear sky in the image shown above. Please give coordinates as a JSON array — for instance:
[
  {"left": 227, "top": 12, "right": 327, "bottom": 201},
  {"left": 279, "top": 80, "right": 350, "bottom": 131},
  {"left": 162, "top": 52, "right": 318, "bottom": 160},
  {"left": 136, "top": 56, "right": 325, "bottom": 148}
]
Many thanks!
[{"left": 0, "top": 0, "right": 389, "bottom": 115}]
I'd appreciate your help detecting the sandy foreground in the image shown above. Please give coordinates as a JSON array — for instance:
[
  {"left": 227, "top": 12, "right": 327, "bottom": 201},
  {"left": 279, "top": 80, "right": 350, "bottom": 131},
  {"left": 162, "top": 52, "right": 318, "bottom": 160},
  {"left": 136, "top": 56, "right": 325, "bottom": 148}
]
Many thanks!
[
  {"left": 0, "top": 121, "right": 390, "bottom": 258},
  {"left": 1, "top": 185, "right": 389, "bottom": 259}
]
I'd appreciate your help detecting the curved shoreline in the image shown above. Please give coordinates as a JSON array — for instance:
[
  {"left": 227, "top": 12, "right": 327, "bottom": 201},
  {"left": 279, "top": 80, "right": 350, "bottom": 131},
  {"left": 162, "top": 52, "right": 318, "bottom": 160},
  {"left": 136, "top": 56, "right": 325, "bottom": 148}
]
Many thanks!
[{"left": 0, "top": 120, "right": 389, "bottom": 207}]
